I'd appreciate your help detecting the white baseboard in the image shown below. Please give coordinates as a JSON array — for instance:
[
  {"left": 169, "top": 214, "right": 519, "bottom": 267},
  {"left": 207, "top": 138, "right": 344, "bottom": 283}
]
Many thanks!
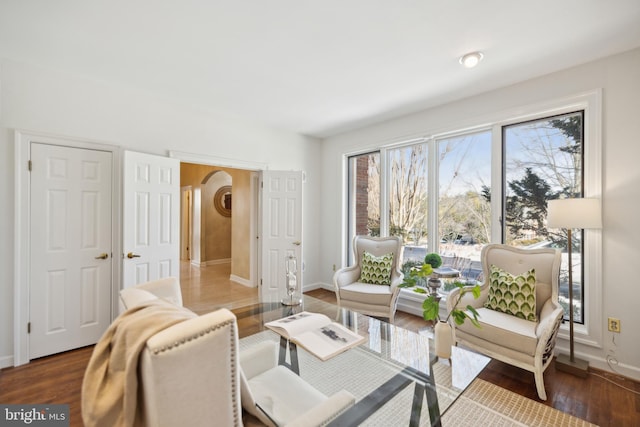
[
  {"left": 190, "top": 259, "right": 232, "bottom": 267},
  {"left": 554, "top": 347, "right": 640, "bottom": 382},
  {"left": 230, "top": 274, "right": 254, "bottom": 288},
  {"left": 0, "top": 354, "right": 14, "bottom": 369},
  {"left": 302, "top": 282, "right": 332, "bottom": 292},
  {"left": 204, "top": 258, "right": 231, "bottom": 266}
]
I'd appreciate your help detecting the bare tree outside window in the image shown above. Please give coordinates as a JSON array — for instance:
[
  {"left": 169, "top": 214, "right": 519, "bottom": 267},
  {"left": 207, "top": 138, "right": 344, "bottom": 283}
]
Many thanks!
[
  {"left": 388, "top": 144, "right": 428, "bottom": 244},
  {"left": 437, "top": 131, "right": 492, "bottom": 282}
]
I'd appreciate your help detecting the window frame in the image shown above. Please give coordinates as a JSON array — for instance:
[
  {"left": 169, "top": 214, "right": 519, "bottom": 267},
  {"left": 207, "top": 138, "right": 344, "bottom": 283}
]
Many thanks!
[
  {"left": 491, "top": 92, "right": 602, "bottom": 348},
  {"left": 342, "top": 89, "right": 602, "bottom": 349}
]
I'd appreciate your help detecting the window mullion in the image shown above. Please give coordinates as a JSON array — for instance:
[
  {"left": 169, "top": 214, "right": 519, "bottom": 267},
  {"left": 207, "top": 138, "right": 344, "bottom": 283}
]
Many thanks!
[
  {"left": 380, "top": 147, "right": 389, "bottom": 237},
  {"left": 491, "top": 124, "right": 503, "bottom": 244},
  {"left": 427, "top": 138, "right": 438, "bottom": 253}
]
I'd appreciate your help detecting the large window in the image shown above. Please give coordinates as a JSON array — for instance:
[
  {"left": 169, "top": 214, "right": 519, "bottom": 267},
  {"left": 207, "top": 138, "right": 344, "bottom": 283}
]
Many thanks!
[
  {"left": 503, "top": 111, "right": 585, "bottom": 322},
  {"left": 346, "top": 93, "right": 600, "bottom": 333}
]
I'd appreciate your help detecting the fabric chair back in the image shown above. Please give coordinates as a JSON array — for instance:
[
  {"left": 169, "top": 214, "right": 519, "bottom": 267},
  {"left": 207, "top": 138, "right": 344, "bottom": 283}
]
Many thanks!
[
  {"left": 481, "top": 244, "right": 561, "bottom": 317},
  {"left": 352, "top": 235, "right": 403, "bottom": 272},
  {"left": 139, "top": 308, "right": 242, "bottom": 426}
]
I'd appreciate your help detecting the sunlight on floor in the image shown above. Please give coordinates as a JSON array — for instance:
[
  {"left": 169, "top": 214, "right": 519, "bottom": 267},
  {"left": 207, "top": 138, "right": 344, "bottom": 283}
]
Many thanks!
[{"left": 180, "top": 261, "right": 260, "bottom": 315}]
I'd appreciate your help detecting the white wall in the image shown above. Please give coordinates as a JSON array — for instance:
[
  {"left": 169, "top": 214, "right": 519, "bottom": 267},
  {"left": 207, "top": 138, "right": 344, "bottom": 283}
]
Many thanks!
[
  {"left": 321, "top": 47, "right": 640, "bottom": 380},
  {"left": 0, "top": 58, "right": 322, "bottom": 367}
]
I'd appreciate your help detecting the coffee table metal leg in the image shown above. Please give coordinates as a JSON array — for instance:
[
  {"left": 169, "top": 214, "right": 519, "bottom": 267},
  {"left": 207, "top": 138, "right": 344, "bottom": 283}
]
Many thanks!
[
  {"left": 327, "top": 372, "right": 413, "bottom": 427},
  {"left": 278, "top": 336, "right": 300, "bottom": 375},
  {"left": 411, "top": 382, "right": 442, "bottom": 427}
]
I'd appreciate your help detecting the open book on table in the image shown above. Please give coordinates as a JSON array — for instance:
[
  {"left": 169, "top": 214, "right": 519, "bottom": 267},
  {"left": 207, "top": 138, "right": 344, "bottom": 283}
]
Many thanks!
[{"left": 265, "top": 311, "right": 365, "bottom": 361}]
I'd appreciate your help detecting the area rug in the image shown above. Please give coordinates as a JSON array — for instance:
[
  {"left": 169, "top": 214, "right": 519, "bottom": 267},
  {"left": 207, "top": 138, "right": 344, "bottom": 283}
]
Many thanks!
[
  {"left": 240, "top": 332, "right": 597, "bottom": 426},
  {"left": 443, "top": 378, "right": 598, "bottom": 427}
]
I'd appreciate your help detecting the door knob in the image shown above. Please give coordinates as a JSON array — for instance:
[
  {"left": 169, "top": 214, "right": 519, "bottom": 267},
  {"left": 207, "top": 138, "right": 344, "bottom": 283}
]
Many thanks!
[
  {"left": 293, "top": 241, "right": 301, "bottom": 246},
  {"left": 126, "top": 252, "right": 141, "bottom": 259},
  {"left": 95, "top": 253, "right": 109, "bottom": 260}
]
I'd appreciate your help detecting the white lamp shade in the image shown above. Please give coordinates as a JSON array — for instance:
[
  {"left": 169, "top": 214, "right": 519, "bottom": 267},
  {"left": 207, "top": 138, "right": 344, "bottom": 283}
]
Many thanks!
[{"left": 547, "top": 198, "right": 602, "bottom": 229}]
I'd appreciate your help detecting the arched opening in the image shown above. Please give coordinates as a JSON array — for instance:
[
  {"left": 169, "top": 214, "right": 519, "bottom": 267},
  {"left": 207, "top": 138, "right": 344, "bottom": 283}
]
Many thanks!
[{"left": 180, "top": 162, "right": 256, "bottom": 289}]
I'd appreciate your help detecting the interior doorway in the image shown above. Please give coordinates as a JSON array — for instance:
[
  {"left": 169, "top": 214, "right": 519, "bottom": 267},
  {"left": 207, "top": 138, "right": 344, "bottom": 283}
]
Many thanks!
[{"left": 179, "top": 162, "right": 258, "bottom": 289}]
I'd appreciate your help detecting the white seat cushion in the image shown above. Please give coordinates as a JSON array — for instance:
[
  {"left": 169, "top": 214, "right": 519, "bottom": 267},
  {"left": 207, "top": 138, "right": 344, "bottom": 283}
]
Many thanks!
[
  {"left": 456, "top": 307, "right": 538, "bottom": 356},
  {"left": 248, "top": 365, "right": 328, "bottom": 425},
  {"left": 339, "top": 282, "right": 393, "bottom": 305}
]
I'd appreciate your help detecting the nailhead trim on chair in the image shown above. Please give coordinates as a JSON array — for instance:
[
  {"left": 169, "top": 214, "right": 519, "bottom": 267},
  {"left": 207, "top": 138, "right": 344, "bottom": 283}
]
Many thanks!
[
  {"left": 151, "top": 319, "right": 234, "bottom": 354},
  {"left": 150, "top": 318, "right": 242, "bottom": 426},
  {"left": 229, "top": 321, "right": 240, "bottom": 427}
]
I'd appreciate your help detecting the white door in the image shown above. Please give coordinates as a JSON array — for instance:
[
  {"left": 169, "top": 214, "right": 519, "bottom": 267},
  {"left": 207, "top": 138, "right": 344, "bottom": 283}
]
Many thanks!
[
  {"left": 260, "top": 171, "right": 303, "bottom": 302},
  {"left": 122, "top": 151, "right": 180, "bottom": 288},
  {"left": 29, "top": 143, "right": 113, "bottom": 359}
]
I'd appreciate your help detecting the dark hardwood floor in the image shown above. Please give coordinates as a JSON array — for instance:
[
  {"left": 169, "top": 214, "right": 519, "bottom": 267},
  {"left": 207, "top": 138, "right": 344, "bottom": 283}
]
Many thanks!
[{"left": 1, "top": 286, "right": 638, "bottom": 426}]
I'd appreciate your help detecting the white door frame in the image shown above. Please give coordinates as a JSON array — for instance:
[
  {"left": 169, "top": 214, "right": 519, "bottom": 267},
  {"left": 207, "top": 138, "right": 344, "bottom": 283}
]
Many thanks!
[
  {"left": 13, "top": 130, "right": 122, "bottom": 366},
  {"left": 180, "top": 186, "right": 193, "bottom": 261},
  {"left": 169, "top": 151, "right": 266, "bottom": 287}
]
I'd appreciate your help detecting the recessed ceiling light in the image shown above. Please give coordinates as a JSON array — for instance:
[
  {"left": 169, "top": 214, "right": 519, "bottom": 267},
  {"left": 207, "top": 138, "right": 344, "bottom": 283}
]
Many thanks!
[{"left": 459, "top": 52, "right": 484, "bottom": 68}]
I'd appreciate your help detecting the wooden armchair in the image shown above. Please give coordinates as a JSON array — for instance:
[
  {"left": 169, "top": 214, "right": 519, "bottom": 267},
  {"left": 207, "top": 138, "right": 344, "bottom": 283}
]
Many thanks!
[
  {"left": 447, "top": 244, "right": 563, "bottom": 400},
  {"left": 333, "top": 236, "right": 404, "bottom": 323}
]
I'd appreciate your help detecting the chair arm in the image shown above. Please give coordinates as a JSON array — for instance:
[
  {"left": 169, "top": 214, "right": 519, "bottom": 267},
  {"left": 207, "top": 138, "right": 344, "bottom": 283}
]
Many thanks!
[
  {"left": 535, "top": 300, "right": 564, "bottom": 364},
  {"left": 285, "top": 390, "right": 356, "bottom": 427},
  {"left": 389, "top": 271, "right": 405, "bottom": 289},
  {"left": 240, "top": 340, "right": 279, "bottom": 380},
  {"left": 535, "top": 300, "right": 564, "bottom": 341},
  {"left": 333, "top": 266, "right": 361, "bottom": 289}
]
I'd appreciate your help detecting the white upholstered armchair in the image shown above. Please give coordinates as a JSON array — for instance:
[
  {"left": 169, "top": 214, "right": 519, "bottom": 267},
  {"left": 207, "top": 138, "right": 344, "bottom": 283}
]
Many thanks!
[
  {"left": 106, "top": 278, "right": 354, "bottom": 427},
  {"left": 333, "top": 235, "right": 404, "bottom": 323},
  {"left": 447, "top": 244, "right": 563, "bottom": 400}
]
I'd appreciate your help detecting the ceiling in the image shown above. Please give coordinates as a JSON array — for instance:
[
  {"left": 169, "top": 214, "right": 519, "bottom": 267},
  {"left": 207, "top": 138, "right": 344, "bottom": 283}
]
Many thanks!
[{"left": 1, "top": 1, "right": 640, "bottom": 138}]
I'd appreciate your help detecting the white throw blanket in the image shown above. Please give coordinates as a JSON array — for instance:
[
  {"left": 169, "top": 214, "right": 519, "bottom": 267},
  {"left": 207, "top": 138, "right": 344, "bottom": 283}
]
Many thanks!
[{"left": 81, "top": 300, "right": 196, "bottom": 427}]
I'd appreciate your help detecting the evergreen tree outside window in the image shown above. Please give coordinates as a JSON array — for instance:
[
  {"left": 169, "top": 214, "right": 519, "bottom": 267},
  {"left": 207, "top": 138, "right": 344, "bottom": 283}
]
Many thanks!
[{"left": 503, "top": 111, "right": 584, "bottom": 323}]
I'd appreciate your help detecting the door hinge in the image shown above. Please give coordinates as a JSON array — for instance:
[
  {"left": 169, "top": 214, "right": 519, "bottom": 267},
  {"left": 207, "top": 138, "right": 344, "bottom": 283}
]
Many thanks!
[
  {"left": 261, "top": 181, "right": 263, "bottom": 189},
  {"left": 28, "top": 160, "right": 32, "bottom": 171},
  {"left": 27, "top": 322, "right": 31, "bottom": 334},
  {"left": 260, "top": 279, "right": 262, "bottom": 286}
]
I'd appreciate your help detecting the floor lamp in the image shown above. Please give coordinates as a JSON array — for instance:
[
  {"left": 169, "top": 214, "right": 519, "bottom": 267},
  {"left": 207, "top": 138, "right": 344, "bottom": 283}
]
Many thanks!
[{"left": 547, "top": 198, "right": 602, "bottom": 377}]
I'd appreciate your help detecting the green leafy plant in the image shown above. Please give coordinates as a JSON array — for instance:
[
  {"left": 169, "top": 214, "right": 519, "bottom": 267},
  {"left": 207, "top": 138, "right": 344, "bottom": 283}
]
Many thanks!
[
  {"left": 423, "top": 253, "right": 443, "bottom": 269},
  {"left": 399, "top": 253, "right": 481, "bottom": 327},
  {"left": 400, "top": 253, "right": 441, "bottom": 289},
  {"left": 400, "top": 262, "right": 433, "bottom": 288},
  {"left": 422, "top": 281, "right": 482, "bottom": 327},
  {"left": 401, "top": 259, "right": 422, "bottom": 275}
]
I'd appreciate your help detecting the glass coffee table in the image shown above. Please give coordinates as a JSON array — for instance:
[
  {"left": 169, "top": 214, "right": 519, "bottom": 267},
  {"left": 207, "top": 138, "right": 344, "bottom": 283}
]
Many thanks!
[{"left": 234, "top": 296, "right": 489, "bottom": 427}]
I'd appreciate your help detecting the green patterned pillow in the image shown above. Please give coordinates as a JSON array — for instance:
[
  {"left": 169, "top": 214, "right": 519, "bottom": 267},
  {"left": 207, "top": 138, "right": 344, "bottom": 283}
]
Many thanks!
[
  {"left": 359, "top": 251, "right": 394, "bottom": 285},
  {"left": 484, "top": 265, "right": 537, "bottom": 321}
]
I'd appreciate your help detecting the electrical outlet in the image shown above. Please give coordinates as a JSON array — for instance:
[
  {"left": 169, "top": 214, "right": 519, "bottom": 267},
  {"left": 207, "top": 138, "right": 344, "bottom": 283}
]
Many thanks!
[{"left": 608, "top": 317, "right": 621, "bottom": 333}]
